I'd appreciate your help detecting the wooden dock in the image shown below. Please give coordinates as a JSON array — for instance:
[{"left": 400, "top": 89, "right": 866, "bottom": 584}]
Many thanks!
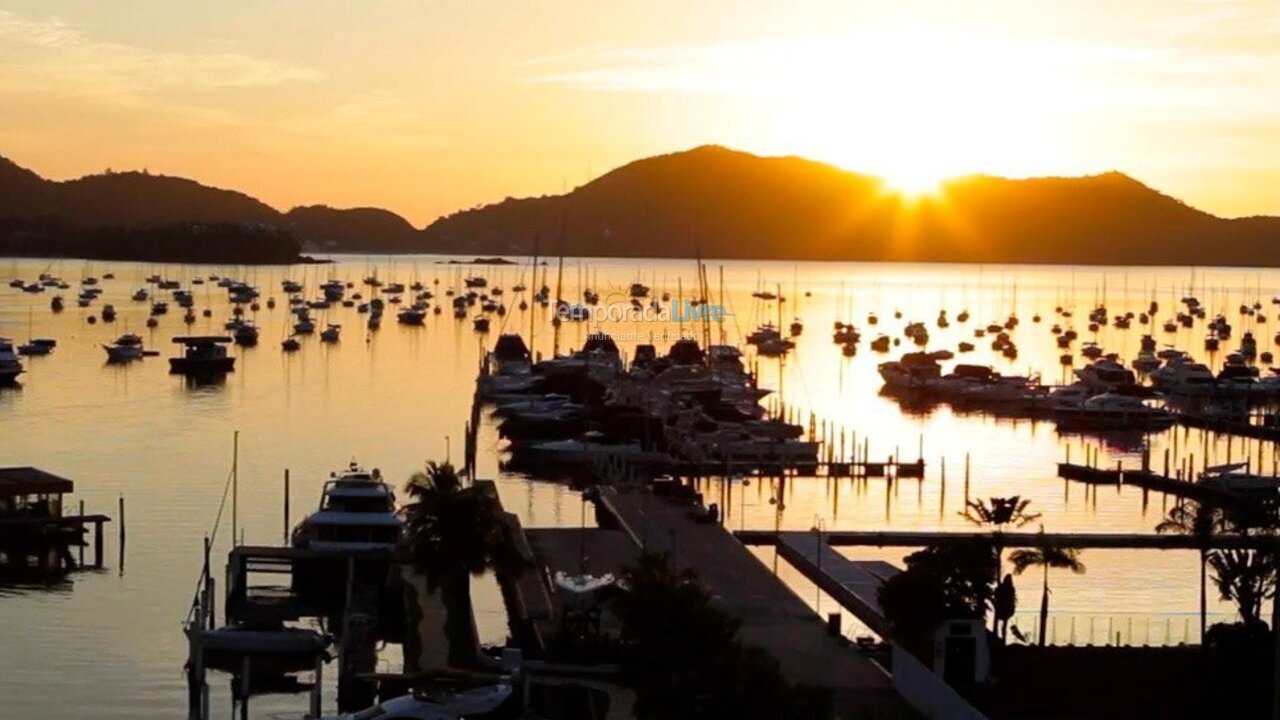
[{"left": 592, "top": 485, "right": 906, "bottom": 717}]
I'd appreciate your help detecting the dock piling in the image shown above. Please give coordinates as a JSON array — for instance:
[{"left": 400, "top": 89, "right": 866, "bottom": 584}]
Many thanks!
[
  {"left": 78, "top": 499, "right": 85, "bottom": 567},
  {"left": 283, "top": 469, "right": 291, "bottom": 544}
]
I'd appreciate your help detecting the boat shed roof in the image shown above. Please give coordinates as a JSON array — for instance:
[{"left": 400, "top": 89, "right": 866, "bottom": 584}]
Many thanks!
[{"left": 0, "top": 467, "right": 74, "bottom": 496}]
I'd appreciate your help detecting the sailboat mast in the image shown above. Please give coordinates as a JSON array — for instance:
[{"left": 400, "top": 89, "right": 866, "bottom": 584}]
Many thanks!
[
  {"left": 552, "top": 212, "right": 567, "bottom": 357},
  {"left": 231, "top": 430, "right": 240, "bottom": 548},
  {"left": 718, "top": 265, "right": 727, "bottom": 344},
  {"left": 529, "top": 236, "right": 540, "bottom": 355},
  {"left": 677, "top": 277, "right": 685, "bottom": 338}
]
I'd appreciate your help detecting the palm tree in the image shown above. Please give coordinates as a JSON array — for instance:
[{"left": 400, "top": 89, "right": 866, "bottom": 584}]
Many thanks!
[
  {"left": 1009, "top": 536, "right": 1086, "bottom": 647},
  {"left": 961, "top": 496, "right": 1041, "bottom": 530},
  {"left": 1156, "top": 500, "right": 1226, "bottom": 642},
  {"left": 1207, "top": 548, "right": 1277, "bottom": 627},
  {"left": 962, "top": 496, "right": 1040, "bottom": 631},
  {"left": 401, "top": 461, "right": 525, "bottom": 667}
]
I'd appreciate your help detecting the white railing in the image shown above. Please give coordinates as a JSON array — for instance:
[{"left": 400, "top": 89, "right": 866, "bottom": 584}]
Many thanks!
[{"left": 1006, "top": 610, "right": 1235, "bottom": 647}]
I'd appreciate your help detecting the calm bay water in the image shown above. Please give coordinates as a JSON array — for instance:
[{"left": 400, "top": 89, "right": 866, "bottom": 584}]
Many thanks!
[{"left": 2, "top": 254, "right": 1277, "bottom": 717}]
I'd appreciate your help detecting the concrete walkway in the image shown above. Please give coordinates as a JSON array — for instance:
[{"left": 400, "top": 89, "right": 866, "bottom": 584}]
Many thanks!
[{"left": 596, "top": 486, "right": 906, "bottom": 719}]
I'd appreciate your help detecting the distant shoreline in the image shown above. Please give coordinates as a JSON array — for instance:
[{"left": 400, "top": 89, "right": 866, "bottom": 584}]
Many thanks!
[{"left": 3, "top": 249, "right": 1268, "bottom": 275}]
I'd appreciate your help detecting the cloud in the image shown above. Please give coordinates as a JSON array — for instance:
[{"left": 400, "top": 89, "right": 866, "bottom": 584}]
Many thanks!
[
  {"left": 522, "top": 21, "right": 1279, "bottom": 124},
  {"left": 0, "top": 8, "right": 321, "bottom": 98}
]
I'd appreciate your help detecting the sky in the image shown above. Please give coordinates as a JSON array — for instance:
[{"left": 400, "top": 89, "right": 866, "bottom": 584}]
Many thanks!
[{"left": 0, "top": 0, "right": 1276, "bottom": 226}]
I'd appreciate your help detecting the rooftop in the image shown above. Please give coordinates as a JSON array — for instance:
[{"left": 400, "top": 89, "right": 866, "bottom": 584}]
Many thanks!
[{"left": 0, "top": 466, "right": 74, "bottom": 496}]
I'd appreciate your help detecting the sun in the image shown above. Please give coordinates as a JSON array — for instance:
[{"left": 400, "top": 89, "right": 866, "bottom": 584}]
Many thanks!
[
  {"left": 880, "top": 160, "right": 948, "bottom": 197},
  {"left": 762, "top": 30, "right": 1064, "bottom": 200}
]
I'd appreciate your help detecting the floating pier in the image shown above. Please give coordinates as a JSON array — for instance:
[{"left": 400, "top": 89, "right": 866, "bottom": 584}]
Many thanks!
[{"left": 1056, "top": 462, "right": 1238, "bottom": 503}]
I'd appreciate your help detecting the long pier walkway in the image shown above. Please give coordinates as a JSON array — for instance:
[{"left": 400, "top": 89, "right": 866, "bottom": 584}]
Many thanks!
[
  {"left": 593, "top": 486, "right": 903, "bottom": 718},
  {"left": 773, "top": 532, "right": 899, "bottom": 637},
  {"left": 738, "top": 529, "right": 1280, "bottom": 550}
]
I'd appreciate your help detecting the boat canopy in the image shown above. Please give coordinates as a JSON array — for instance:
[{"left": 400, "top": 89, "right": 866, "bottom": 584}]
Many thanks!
[{"left": 172, "top": 336, "right": 232, "bottom": 345}]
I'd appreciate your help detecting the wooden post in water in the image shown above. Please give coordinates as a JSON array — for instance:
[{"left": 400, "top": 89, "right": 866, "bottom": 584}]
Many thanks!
[
  {"left": 312, "top": 655, "right": 324, "bottom": 718},
  {"left": 94, "top": 515, "right": 104, "bottom": 568},
  {"left": 118, "top": 495, "right": 127, "bottom": 574},
  {"left": 939, "top": 457, "right": 946, "bottom": 518},
  {"left": 240, "top": 656, "right": 251, "bottom": 720},
  {"left": 78, "top": 499, "right": 85, "bottom": 567},
  {"left": 283, "top": 469, "right": 291, "bottom": 544},
  {"left": 964, "top": 453, "right": 971, "bottom": 502}
]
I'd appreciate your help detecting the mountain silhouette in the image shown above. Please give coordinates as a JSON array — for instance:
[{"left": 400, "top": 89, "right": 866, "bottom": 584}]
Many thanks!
[
  {"left": 284, "top": 205, "right": 421, "bottom": 252},
  {"left": 3, "top": 146, "right": 1277, "bottom": 265},
  {"left": 425, "top": 145, "right": 1280, "bottom": 265}
]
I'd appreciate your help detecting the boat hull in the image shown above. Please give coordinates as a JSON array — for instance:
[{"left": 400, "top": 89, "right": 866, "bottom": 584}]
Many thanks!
[{"left": 169, "top": 357, "right": 236, "bottom": 374}]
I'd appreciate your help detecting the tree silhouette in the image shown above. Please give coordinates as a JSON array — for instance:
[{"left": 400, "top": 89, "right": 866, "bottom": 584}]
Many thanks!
[
  {"left": 1009, "top": 535, "right": 1086, "bottom": 647},
  {"left": 1156, "top": 499, "right": 1228, "bottom": 642},
  {"left": 962, "top": 496, "right": 1039, "bottom": 632},
  {"left": 401, "top": 461, "right": 524, "bottom": 666}
]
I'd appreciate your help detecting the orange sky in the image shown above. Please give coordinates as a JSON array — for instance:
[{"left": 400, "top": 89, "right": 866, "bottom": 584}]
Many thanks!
[{"left": 0, "top": 0, "right": 1277, "bottom": 226}]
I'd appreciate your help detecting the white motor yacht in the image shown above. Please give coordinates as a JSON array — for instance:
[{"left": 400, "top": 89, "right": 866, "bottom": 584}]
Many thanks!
[
  {"left": 1055, "top": 393, "right": 1175, "bottom": 431},
  {"left": 0, "top": 338, "right": 24, "bottom": 384},
  {"left": 1074, "top": 358, "right": 1137, "bottom": 394},
  {"left": 290, "top": 462, "right": 401, "bottom": 551},
  {"left": 1149, "top": 354, "right": 1214, "bottom": 395},
  {"left": 520, "top": 431, "right": 670, "bottom": 467},
  {"left": 878, "top": 352, "right": 942, "bottom": 390}
]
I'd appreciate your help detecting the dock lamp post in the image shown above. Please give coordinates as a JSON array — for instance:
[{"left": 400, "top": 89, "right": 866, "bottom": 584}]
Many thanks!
[{"left": 811, "top": 516, "right": 827, "bottom": 609}]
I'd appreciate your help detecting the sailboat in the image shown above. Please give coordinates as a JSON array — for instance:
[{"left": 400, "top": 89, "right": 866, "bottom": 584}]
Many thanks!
[{"left": 17, "top": 309, "right": 55, "bottom": 356}]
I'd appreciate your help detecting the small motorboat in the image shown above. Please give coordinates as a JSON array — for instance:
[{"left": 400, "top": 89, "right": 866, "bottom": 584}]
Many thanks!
[
  {"left": 320, "top": 324, "right": 341, "bottom": 343},
  {"left": 232, "top": 321, "right": 260, "bottom": 347},
  {"left": 281, "top": 337, "right": 301, "bottom": 352},
  {"left": 17, "top": 339, "right": 56, "bottom": 356},
  {"left": 293, "top": 315, "right": 316, "bottom": 335},
  {"left": 553, "top": 571, "right": 617, "bottom": 612},
  {"left": 104, "top": 333, "right": 145, "bottom": 362}
]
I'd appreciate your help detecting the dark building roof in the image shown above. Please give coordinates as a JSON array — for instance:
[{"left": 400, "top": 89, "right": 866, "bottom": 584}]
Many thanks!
[{"left": 0, "top": 467, "right": 74, "bottom": 496}]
